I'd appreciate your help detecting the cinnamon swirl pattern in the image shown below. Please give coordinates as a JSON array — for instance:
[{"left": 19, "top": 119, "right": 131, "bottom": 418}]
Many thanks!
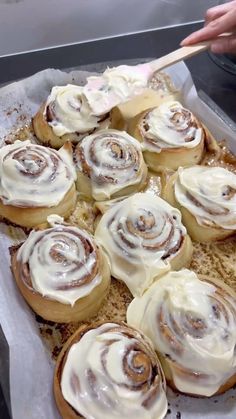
[
  {"left": 74, "top": 129, "right": 148, "bottom": 201},
  {"left": 33, "top": 84, "right": 109, "bottom": 148},
  {"left": 95, "top": 193, "right": 192, "bottom": 296},
  {"left": 163, "top": 165, "right": 236, "bottom": 241},
  {"left": 0, "top": 141, "right": 76, "bottom": 227},
  {"left": 54, "top": 323, "right": 167, "bottom": 419},
  {"left": 127, "top": 269, "right": 236, "bottom": 397},
  {"left": 45, "top": 85, "right": 99, "bottom": 136},
  {"left": 12, "top": 225, "right": 110, "bottom": 322},
  {"left": 0, "top": 140, "right": 74, "bottom": 207},
  {"left": 128, "top": 100, "right": 205, "bottom": 170}
]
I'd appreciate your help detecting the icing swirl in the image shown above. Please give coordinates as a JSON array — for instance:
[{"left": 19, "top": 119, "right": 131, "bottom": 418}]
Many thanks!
[
  {"left": 16, "top": 225, "right": 103, "bottom": 305},
  {"left": 127, "top": 269, "right": 236, "bottom": 396},
  {"left": 74, "top": 129, "right": 147, "bottom": 201},
  {"left": 95, "top": 193, "right": 187, "bottom": 296},
  {"left": 0, "top": 141, "right": 75, "bottom": 207},
  {"left": 140, "top": 101, "right": 203, "bottom": 152},
  {"left": 61, "top": 323, "right": 167, "bottom": 419},
  {"left": 45, "top": 85, "right": 99, "bottom": 137},
  {"left": 175, "top": 166, "right": 236, "bottom": 229}
]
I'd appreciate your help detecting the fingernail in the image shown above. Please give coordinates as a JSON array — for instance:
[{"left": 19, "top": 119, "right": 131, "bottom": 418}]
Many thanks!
[
  {"left": 181, "top": 37, "right": 191, "bottom": 46},
  {"left": 181, "top": 34, "right": 197, "bottom": 46},
  {"left": 180, "top": 38, "right": 189, "bottom": 47}
]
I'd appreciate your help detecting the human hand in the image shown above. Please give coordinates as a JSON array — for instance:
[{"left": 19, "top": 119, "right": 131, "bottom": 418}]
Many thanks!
[{"left": 181, "top": 1, "right": 236, "bottom": 54}]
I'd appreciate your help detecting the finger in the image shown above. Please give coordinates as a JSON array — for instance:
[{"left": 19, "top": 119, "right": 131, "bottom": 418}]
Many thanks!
[
  {"left": 205, "top": 9, "right": 227, "bottom": 26},
  {"left": 181, "top": 9, "right": 236, "bottom": 45},
  {"left": 210, "top": 34, "right": 236, "bottom": 54},
  {"left": 205, "top": 2, "right": 236, "bottom": 25}
]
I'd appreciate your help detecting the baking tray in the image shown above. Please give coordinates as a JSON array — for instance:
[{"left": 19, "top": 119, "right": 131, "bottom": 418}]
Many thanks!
[{"left": 0, "top": 60, "right": 235, "bottom": 419}]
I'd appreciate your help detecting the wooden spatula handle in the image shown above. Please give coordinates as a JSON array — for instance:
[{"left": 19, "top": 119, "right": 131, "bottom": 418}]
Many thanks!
[{"left": 149, "top": 33, "right": 231, "bottom": 73}]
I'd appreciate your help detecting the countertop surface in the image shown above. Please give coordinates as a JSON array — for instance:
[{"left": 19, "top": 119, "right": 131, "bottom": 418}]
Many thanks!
[
  {"left": 0, "top": 0, "right": 216, "bottom": 56},
  {"left": 0, "top": 21, "right": 236, "bottom": 418}
]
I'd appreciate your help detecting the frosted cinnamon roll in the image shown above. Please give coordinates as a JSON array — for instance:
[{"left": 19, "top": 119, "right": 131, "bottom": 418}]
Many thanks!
[
  {"left": 54, "top": 322, "right": 167, "bottom": 419},
  {"left": 127, "top": 269, "right": 236, "bottom": 397},
  {"left": 128, "top": 101, "right": 205, "bottom": 171},
  {"left": 95, "top": 193, "right": 192, "bottom": 296},
  {"left": 11, "top": 224, "right": 110, "bottom": 323},
  {"left": 0, "top": 141, "right": 76, "bottom": 228},
  {"left": 74, "top": 129, "right": 148, "bottom": 201},
  {"left": 33, "top": 85, "right": 110, "bottom": 149},
  {"left": 110, "top": 72, "right": 178, "bottom": 131},
  {"left": 163, "top": 165, "right": 236, "bottom": 242}
]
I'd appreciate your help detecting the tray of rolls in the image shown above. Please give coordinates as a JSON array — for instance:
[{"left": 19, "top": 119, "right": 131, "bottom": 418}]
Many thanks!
[{"left": 0, "top": 60, "right": 235, "bottom": 419}]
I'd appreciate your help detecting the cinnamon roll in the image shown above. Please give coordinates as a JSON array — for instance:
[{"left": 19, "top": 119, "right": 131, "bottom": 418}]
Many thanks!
[
  {"left": 33, "top": 85, "right": 110, "bottom": 149},
  {"left": 11, "top": 224, "right": 110, "bottom": 323},
  {"left": 95, "top": 193, "right": 193, "bottom": 296},
  {"left": 54, "top": 322, "right": 167, "bottom": 419},
  {"left": 110, "top": 71, "right": 179, "bottom": 131},
  {"left": 163, "top": 165, "right": 236, "bottom": 242},
  {"left": 127, "top": 269, "right": 236, "bottom": 397},
  {"left": 0, "top": 141, "right": 76, "bottom": 228},
  {"left": 74, "top": 129, "right": 148, "bottom": 201},
  {"left": 128, "top": 101, "right": 205, "bottom": 171}
]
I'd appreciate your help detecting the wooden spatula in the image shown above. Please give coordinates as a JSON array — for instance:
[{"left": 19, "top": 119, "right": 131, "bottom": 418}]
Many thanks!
[
  {"left": 84, "top": 34, "right": 230, "bottom": 115},
  {"left": 149, "top": 33, "right": 231, "bottom": 73}
]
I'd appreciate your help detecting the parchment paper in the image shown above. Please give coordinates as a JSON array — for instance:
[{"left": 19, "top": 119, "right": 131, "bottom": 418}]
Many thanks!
[{"left": 0, "top": 62, "right": 235, "bottom": 419}]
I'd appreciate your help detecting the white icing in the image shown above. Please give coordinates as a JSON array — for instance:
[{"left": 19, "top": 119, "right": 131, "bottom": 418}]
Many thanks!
[
  {"left": 61, "top": 323, "right": 167, "bottom": 419},
  {"left": 47, "top": 214, "right": 64, "bottom": 226},
  {"left": 17, "top": 226, "right": 102, "bottom": 305},
  {"left": 95, "top": 193, "right": 186, "bottom": 296},
  {"left": 44, "top": 84, "right": 99, "bottom": 136},
  {"left": 143, "top": 101, "right": 202, "bottom": 152},
  {"left": 175, "top": 166, "right": 236, "bottom": 229},
  {"left": 44, "top": 65, "right": 173, "bottom": 136},
  {"left": 83, "top": 63, "right": 153, "bottom": 115},
  {"left": 0, "top": 141, "right": 75, "bottom": 207},
  {"left": 76, "top": 129, "right": 146, "bottom": 201},
  {"left": 95, "top": 196, "right": 128, "bottom": 214},
  {"left": 57, "top": 142, "right": 77, "bottom": 180},
  {"left": 127, "top": 269, "right": 236, "bottom": 397}
]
